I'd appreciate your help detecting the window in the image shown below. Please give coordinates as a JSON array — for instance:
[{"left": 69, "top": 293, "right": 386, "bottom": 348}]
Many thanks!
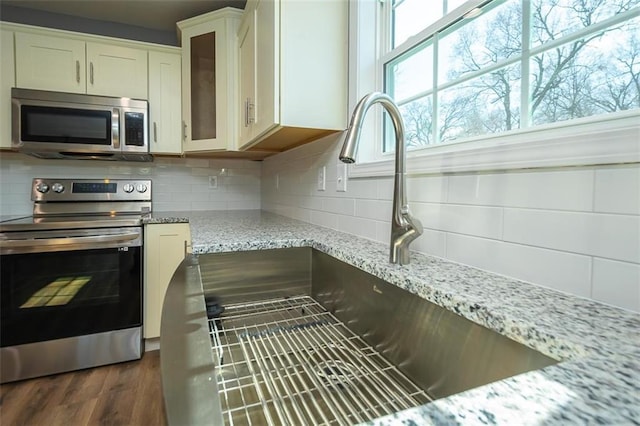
[{"left": 348, "top": 0, "right": 640, "bottom": 175}]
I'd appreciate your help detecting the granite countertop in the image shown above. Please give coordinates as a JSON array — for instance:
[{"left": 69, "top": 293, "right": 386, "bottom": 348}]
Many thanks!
[{"left": 151, "top": 210, "right": 640, "bottom": 425}]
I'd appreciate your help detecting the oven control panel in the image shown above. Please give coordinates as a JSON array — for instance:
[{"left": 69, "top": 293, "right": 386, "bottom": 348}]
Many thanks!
[{"left": 32, "top": 178, "right": 152, "bottom": 202}]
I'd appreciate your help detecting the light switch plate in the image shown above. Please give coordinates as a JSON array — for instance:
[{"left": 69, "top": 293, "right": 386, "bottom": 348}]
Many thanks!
[
  {"left": 337, "top": 163, "right": 347, "bottom": 192},
  {"left": 317, "top": 166, "right": 326, "bottom": 191}
]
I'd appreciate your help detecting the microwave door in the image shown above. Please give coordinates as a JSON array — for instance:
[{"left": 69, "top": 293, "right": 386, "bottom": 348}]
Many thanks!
[{"left": 15, "top": 104, "right": 120, "bottom": 154}]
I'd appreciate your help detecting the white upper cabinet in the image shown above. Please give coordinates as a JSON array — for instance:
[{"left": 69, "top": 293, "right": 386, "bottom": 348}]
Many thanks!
[
  {"left": 238, "top": 10, "right": 256, "bottom": 146},
  {"left": 1, "top": 29, "right": 14, "bottom": 149},
  {"left": 86, "top": 42, "right": 148, "bottom": 99},
  {"left": 148, "top": 50, "right": 182, "bottom": 154},
  {"left": 15, "top": 32, "right": 86, "bottom": 94},
  {"left": 15, "top": 32, "right": 148, "bottom": 99},
  {"left": 238, "top": 0, "right": 348, "bottom": 153},
  {"left": 178, "top": 8, "right": 242, "bottom": 153}
]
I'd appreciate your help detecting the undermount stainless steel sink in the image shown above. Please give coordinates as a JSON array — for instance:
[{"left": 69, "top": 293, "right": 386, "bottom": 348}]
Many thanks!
[{"left": 197, "top": 247, "right": 558, "bottom": 425}]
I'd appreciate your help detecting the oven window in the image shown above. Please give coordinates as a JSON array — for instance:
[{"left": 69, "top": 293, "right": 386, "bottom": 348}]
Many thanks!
[
  {"left": 21, "top": 105, "right": 112, "bottom": 145},
  {"left": 1, "top": 247, "right": 141, "bottom": 347}
]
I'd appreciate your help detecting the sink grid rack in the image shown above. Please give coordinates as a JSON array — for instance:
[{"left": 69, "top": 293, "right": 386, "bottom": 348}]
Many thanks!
[{"left": 209, "top": 295, "right": 432, "bottom": 426}]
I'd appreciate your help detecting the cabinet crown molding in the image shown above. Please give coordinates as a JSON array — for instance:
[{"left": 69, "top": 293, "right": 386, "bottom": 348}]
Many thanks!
[
  {"left": 0, "top": 21, "right": 180, "bottom": 53},
  {"left": 176, "top": 7, "right": 243, "bottom": 32}
]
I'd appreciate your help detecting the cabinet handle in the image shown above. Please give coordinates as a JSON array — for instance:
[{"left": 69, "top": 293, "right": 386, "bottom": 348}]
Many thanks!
[
  {"left": 153, "top": 122, "right": 158, "bottom": 143},
  {"left": 76, "top": 60, "right": 80, "bottom": 83},
  {"left": 244, "top": 98, "right": 249, "bottom": 127},
  {"left": 245, "top": 98, "right": 255, "bottom": 126},
  {"left": 90, "top": 62, "right": 94, "bottom": 84}
]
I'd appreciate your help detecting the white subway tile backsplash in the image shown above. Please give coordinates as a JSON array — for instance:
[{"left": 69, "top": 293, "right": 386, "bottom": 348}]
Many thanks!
[
  {"left": 184, "top": 158, "right": 211, "bottom": 168},
  {"left": 376, "top": 178, "right": 395, "bottom": 201},
  {"left": 375, "top": 221, "right": 391, "bottom": 244},
  {"left": 310, "top": 210, "right": 339, "bottom": 229},
  {"left": 594, "top": 166, "right": 640, "bottom": 215},
  {"left": 337, "top": 215, "right": 378, "bottom": 241},
  {"left": 503, "top": 209, "right": 640, "bottom": 263},
  {"left": 295, "top": 206, "right": 313, "bottom": 222},
  {"left": 190, "top": 200, "right": 229, "bottom": 211},
  {"left": 0, "top": 152, "right": 261, "bottom": 215},
  {"left": 447, "top": 170, "right": 594, "bottom": 211},
  {"left": 355, "top": 199, "right": 393, "bottom": 221},
  {"left": 228, "top": 200, "right": 261, "bottom": 210},
  {"left": 322, "top": 197, "right": 356, "bottom": 216},
  {"left": 407, "top": 175, "right": 448, "bottom": 203},
  {"left": 341, "top": 178, "right": 378, "bottom": 199},
  {"left": 446, "top": 234, "right": 593, "bottom": 297},
  {"left": 411, "top": 229, "right": 447, "bottom": 258},
  {"left": 592, "top": 258, "right": 640, "bottom": 311},
  {"left": 412, "top": 203, "right": 503, "bottom": 239},
  {"left": 260, "top": 139, "right": 639, "bottom": 312}
]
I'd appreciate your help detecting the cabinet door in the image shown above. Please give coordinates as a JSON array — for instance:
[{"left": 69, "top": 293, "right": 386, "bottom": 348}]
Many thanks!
[
  {"left": 15, "top": 32, "right": 85, "bottom": 93},
  {"left": 149, "top": 51, "right": 182, "bottom": 154},
  {"left": 253, "top": 0, "right": 278, "bottom": 137},
  {"left": 144, "top": 223, "right": 192, "bottom": 340},
  {"left": 86, "top": 42, "right": 148, "bottom": 99},
  {"left": 238, "top": 11, "right": 256, "bottom": 147},
  {"left": 1, "top": 30, "right": 14, "bottom": 149},
  {"left": 181, "top": 18, "right": 235, "bottom": 152}
]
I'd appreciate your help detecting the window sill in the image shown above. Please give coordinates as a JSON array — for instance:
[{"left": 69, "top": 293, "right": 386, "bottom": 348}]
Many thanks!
[{"left": 348, "top": 111, "right": 640, "bottom": 178}]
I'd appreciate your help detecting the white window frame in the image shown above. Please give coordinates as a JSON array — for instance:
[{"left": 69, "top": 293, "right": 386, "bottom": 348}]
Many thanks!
[{"left": 347, "top": 0, "right": 640, "bottom": 178}]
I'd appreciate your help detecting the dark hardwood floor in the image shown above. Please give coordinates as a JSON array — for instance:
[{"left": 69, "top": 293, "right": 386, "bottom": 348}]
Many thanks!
[{"left": 0, "top": 350, "right": 166, "bottom": 426}]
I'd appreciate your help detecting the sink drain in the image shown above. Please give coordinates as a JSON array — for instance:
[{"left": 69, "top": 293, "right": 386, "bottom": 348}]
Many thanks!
[{"left": 315, "top": 359, "right": 361, "bottom": 389}]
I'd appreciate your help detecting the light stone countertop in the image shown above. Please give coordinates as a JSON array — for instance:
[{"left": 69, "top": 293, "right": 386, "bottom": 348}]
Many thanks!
[{"left": 149, "top": 210, "right": 640, "bottom": 425}]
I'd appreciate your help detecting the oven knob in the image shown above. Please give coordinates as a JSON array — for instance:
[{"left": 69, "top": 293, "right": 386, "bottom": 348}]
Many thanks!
[
  {"left": 36, "top": 183, "right": 49, "bottom": 193},
  {"left": 136, "top": 184, "right": 148, "bottom": 193},
  {"left": 123, "top": 184, "right": 135, "bottom": 193},
  {"left": 52, "top": 183, "right": 65, "bottom": 193}
]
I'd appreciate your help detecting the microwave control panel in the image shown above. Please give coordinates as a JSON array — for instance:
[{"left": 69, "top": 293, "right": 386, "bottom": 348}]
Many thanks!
[{"left": 124, "top": 112, "right": 146, "bottom": 147}]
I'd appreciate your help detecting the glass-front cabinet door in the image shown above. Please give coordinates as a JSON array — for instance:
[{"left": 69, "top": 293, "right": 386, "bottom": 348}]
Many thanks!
[{"left": 178, "top": 9, "right": 242, "bottom": 152}]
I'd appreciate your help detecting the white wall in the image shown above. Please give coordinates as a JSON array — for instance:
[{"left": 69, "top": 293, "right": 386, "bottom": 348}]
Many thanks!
[
  {"left": 0, "top": 152, "right": 261, "bottom": 215},
  {"left": 262, "top": 133, "right": 640, "bottom": 313}
]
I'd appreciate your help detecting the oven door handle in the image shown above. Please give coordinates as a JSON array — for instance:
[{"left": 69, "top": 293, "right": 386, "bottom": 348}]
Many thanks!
[{"left": 0, "top": 232, "right": 140, "bottom": 251}]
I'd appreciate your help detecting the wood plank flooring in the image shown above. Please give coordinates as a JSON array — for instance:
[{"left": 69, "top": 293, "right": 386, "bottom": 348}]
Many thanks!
[{"left": 0, "top": 350, "right": 166, "bottom": 426}]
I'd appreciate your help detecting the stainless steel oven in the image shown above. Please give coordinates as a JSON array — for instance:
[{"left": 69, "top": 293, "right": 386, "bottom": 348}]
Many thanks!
[{"left": 0, "top": 178, "right": 151, "bottom": 383}]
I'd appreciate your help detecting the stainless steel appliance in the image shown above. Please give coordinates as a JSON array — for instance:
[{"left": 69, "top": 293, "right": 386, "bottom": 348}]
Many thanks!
[
  {"left": 11, "top": 88, "right": 151, "bottom": 162},
  {"left": 0, "top": 178, "right": 152, "bottom": 383}
]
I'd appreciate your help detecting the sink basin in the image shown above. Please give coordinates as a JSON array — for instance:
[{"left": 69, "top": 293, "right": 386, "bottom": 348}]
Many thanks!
[{"left": 196, "top": 247, "right": 558, "bottom": 425}]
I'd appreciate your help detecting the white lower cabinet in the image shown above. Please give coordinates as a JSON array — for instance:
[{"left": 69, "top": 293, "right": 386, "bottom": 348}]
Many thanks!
[{"left": 144, "top": 223, "right": 192, "bottom": 340}]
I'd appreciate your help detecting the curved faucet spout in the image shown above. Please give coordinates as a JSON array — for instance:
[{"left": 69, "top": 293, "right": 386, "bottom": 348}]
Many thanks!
[{"left": 339, "top": 92, "right": 423, "bottom": 265}]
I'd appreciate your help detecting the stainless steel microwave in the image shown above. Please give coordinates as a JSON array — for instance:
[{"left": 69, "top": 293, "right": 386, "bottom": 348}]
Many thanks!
[{"left": 11, "top": 88, "right": 152, "bottom": 162}]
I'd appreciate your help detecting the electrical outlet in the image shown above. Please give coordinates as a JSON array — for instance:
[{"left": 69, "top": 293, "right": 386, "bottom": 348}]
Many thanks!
[
  {"left": 317, "top": 166, "right": 326, "bottom": 191},
  {"left": 337, "top": 163, "right": 347, "bottom": 192},
  {"left": 208, "top": 175, "right": 218, "bottom": 189}
]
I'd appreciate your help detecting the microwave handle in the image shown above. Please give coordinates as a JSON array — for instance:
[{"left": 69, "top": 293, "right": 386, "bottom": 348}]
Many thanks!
[{"left": 112, "top": 108, "right": 120, "bottom": 149}]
